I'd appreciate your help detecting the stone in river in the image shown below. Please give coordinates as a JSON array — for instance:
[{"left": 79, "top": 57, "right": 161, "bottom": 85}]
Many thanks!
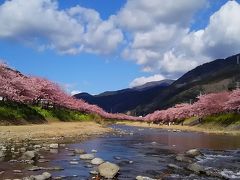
[
  {"left": 13, "top": 170, "right": 22, "bottom": 173},
  {"left": 0, "top": 150, "right": 5, "bottom": 158},
  {"left": 30, "top": 172, "right": 52, "bottom": 180},
  {"left": 21, "top": 151, "right": 38, "bottom": 161},
  {"left": 80, "top": 154, "right": 95, "bottom": 160},
  {"left": 185, "top": 149, "right": 202, "bottom": 158},
  {"left": 49, "top": 144, "right": 59, "bottom": 149},
  {"left": 91, "top": 158, "right": 104, "bottom": 165},
  {"left": 69, "top": 161, "right": 79, "bottom": 165},
  {"left": 136, "top": 176, "right": 157, "bottom": 180},
  {"left": 98, "top": 162, "right": 120, "bottom": 179},
  {"left": 187, "top": 163, "right": 205, "bottom": 174},
  {"left": 91, "top": 149, "right": 98, "bottom": 153},
  {"left": 90, "top": 170, "right": 99, "bottom": 175},
  {"left": 176, "top": 154, "right": 193, "bottom": 163},
  {"left": 167, "top": 164, "right": 182, "bottom": 170},
  {"left": 74, "top": 149, "right": 85, "bottom": 154}
]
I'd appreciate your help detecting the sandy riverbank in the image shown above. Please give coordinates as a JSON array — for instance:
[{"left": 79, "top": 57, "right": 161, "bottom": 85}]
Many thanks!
[
  {"left": 0, "top": 122, "right": 111, "bottom": 143},
  {"left": 117, "top": 121, "right": 240, "bottom": 136}
]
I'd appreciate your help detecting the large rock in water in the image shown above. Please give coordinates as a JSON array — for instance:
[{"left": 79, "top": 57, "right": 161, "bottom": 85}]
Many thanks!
[
  {"left": 185, "top": 149, "right": 202, "bottom": 158},
  {"left": 176, "top": 154, "right": 193, "bottom": 163},
  {"left": 22, "top": 151, "right": 38, "bottom": 160},
  {"left": 91, "top": 158, "right": 104, "bottom": 165},
  {"left": 98, "top": 162, "right": 120, "bottom": 179},
  {"left": 187, "top": 163, "right": 205, "bottom": 174},
  {"left": 80, "top": 154, "right": 95, "bottom": 160}
]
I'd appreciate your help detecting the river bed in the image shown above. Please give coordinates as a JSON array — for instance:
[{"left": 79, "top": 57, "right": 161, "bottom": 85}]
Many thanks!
[{"left": 0, "top": 125, "right": 240, "bottom": 179}]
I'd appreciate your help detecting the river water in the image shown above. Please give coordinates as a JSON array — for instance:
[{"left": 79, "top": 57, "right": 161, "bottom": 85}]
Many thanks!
[{"left": 1, "top": 125, "right": 240, "bottom": 179}]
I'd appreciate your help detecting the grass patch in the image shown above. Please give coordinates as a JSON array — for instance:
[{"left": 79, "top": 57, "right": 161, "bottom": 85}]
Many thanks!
[
  {"left": 0, "top": 101, "right": 46, "bottom": 125},
  {"left": 0, "top": 101, "right": 102, "bottom": 125},
  {"left": 182, "top": 113, "right": 240, "bottom": 130}
]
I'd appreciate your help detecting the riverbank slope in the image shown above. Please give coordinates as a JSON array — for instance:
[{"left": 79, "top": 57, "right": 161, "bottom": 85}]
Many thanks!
[{"left": 118, "top": 113, "right": 240, "bottom": 135}]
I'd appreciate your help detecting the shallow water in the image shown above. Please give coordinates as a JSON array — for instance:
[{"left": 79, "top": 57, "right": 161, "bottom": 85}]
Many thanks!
[{"left": 1, "top": 125, "right": 240, "bottom": 179}]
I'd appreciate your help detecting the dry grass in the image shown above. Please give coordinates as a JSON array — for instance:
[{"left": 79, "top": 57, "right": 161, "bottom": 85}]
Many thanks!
[
  {"left": 0, "top": 122, "right": 111, "bottom": 143},
  {"left": 118, "top": 121, "right": 240, "bottom": 136}
]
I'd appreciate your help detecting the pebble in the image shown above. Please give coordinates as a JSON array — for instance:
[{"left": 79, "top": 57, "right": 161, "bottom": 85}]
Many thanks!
[
  {"left": 90, "top": 170, "right": 99, "bottom": 175},
  {"left": 13, "top": 170, "right": 22, "bottom": 173},
  {"left": 80, "top": 154, "right": 95, "bottom": 160},
  {"left": 49, "top": 144, "right": 59, "bottom": 149}
]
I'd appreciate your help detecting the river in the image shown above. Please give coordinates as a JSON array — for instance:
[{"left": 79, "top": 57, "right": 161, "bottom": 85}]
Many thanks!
[{"left": 1, "top": 125, "right": 240, "bottom": 179}]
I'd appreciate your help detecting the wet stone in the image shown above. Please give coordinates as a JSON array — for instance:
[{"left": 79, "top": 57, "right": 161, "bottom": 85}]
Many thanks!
[
  {"left": 13, "top": 170, "right": 22, "bottom": 173},
  {"left": 185, "top": 149, "right": 202, "bottom": 158},
  {"left": 69, "top": 161, "right": 79, "bottom": 165},
  {"left": 176, "top": 154, "right": 193, "bottom": 163},
  {"left": 187, "top": 163, "right": 205, "bottom": 174},
  {"left": 74, "top": 149, "right": 85, "bottom": 154},
  {"left": 98, "top": 162, "right": 120, "bottom": 179},
  {"left": 80, "top": 154, "right": 94, "bottom": 160}
]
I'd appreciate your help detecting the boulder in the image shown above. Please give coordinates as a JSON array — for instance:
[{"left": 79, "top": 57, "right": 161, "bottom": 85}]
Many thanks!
[
  {"left": 49, "top": 144, "right": 58, "bottom": 149},
  {"left": 91, "top": 158, "right": 104, "bottom": 165},
  {"left": 98, "top": 162, "right": 120, "bottom": 179},
  {"left": 187, "top": 163, "right": 205, "bottom": 174},
  {"left": 22, "top": 151, "right": 38, "bottom": 161},
  {"left": 80, "top": 154, "right": 95, "bottom": 160},
  {"left": 185, "top": 149, "right": 202, "bottom": 158},
  {"left": 176, "top": 154, "right": 193, "bottom": 163}
]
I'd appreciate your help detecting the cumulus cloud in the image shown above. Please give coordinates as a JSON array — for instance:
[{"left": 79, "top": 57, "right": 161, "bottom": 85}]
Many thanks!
[
  {"left": 118, "top": 0, "right": 208, "bottom": 76},
  {"left": 0, "top": 0, "right": 123, "bottom": 55},
  {"left": 1, "top": 0, "right": 240, "bottom": 83},
  {"left": 129, "top": 74, "right": 165, "bottom": 87},
  {"left": 183, "top": 1, "right": 240, "bottom": 59}
]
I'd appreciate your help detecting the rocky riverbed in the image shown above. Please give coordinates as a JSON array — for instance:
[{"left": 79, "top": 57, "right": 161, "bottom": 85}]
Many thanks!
[{"left": 0, "top": 125, "right": 240, "bottom": 179}]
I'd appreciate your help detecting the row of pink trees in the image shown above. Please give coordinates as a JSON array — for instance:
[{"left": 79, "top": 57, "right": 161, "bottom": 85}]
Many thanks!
[
  {"left": 2, "top": 62, "right": 239, "bottom": 123},
  {"left": 0, "top": 62, "right": 142, "bottom": 121},
  {"left": 145, "top": 90, "right": 240, "bottom": 123}
]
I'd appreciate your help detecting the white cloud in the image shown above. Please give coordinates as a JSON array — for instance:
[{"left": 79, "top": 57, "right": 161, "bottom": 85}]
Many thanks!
[
  {"left": 129, "top": 74, "right": 165, "bottom": 87},
  {"left": 118, "top": 0, "right": 207, "bottom": 76},
  {"left": 117, "top": 0, "right": 207, "bottom": 31},
  {"left": 121, "top": 0, "right": 240, "bottom": 80},
  {"left": 183, "top": 1, "right": 240, "bottom": 59},
  {"left": 1, "top": 0, "right": 240, "bottom": 82},
  {"left": 70, "top": 90, "right": 81, "bottom": 96},
  {"left": 0, "top": 0, "right": 123, "bottom": 55}
]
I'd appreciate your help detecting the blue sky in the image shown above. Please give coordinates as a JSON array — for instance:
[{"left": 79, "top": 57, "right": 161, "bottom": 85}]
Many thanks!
[{"left": 0, "top": 0, "right": 240, "bottom": 94}]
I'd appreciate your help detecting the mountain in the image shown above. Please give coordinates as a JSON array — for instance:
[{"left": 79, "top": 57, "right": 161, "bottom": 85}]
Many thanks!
[
  {"left": 75, "top": 53, "right": 240, "bottom": 116},
  {"left": 133, "top": 53, "right": 240, "bottom": 115},
  {"left": 74, "top": 80, "right": 174, "bottom": 114}
]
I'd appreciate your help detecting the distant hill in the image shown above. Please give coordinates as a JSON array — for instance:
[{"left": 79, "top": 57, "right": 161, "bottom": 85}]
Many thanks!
[
  {"left": 74, "top": 80, "right": 174, "bottom": 114},
  {"left": 133, "top": 53, "right": 240, "bottom": 115},
  {"left": 75, "top": 53, "right": 240, "bottom": 116}
]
